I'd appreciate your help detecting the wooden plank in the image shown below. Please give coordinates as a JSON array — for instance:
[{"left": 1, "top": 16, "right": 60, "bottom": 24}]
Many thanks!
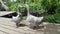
[
  {"left": 0, "top": 24, "right": 23, "bottom": 34},
  {"left": 0, "top": 11, "right": 16, "bottom": 16},
  {"left": 0, "top": 17, "right": 22, "bottom": 34},
  {"left": 0, "top": 17, "right": 16, "bottom": 27},
  {"left": 0, "top": 17, "right": 60, "bottom": 34},
  {"left": 0, "top": 17, "right": 15, "bottom": 24},
  {"left": 0, "top": 23, "right": 44, "bottom": 34},
  {"left": 0, "top": 17, "right": 23, "bottom": 33},
  {"left": 0, "top": 30, "right": 8, "bottom": 34},
  {"left": 0, "top": 20, "right": 16, "bottom": 28},
  {"left": 0, "top": 17, "right": 44, "bottom": 34}
]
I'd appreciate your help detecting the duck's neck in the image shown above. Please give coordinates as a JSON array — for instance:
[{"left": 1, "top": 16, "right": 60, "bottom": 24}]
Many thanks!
[
  {"left": 16, "top": 6, "right": 21, "bottom": 17},
  {"left": 17, "top": 11, "right": 20, "bottom": 17},
  {"left": 26, "top": 7, "right": 30, "bottom": 16}
]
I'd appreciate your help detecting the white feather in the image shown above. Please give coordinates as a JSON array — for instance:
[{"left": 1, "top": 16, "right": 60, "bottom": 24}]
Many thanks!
[{"left": 12, "top": 15, "right": 21, "bottom": 23}]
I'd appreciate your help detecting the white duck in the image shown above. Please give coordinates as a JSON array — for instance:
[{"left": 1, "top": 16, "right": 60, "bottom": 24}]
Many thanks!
[
  {"left": 25, "top": 4, "right": 44, "bottom": 27},
  {"left": 12, "top": 5, "right": 22, "bottom": 28}
]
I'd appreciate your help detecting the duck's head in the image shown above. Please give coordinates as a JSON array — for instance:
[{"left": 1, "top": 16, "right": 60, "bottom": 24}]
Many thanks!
[
  {"left": 17, "top": 5, "right": 23, "bottom": 16},
  {"left": 25, "top": 4, "right": 29, "bottom": 9}
]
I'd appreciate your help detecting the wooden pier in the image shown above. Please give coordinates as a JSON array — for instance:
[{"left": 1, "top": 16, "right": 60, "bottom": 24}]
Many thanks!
[
  {"left": 0, "top": 11, "right": 16, "bottom": 16},
  {"left": 0, "top": 11, "right": 60, "bottom": 34}
]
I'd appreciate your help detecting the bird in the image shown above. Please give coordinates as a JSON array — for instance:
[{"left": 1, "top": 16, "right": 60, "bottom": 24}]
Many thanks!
[
  {"left": 12, "top": 5, "right": 23, "bottom": 28},
  {"left": 25, "top": 4, "right": 44, "bottom": 28}
]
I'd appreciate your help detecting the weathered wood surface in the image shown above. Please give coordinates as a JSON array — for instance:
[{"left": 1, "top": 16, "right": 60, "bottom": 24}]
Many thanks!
[
  {"left": 0, "top": 17, "right": 60, "bottom": 34},
  {"left": 0, "top": 11, "right": 16, "bottom": 16}
]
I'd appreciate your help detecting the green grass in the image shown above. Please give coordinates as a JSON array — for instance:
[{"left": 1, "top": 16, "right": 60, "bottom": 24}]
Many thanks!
[{"left": 44, "top": 13, "right": 60, "bottom": 23}]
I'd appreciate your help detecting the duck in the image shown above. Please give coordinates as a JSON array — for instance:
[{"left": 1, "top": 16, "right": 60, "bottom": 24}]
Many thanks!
[
  {"left": 12, "top": 5, "right": 22, "bottom": 28},
  {"left": 25, "top": 4, "right": 44, "bottom": 28}
]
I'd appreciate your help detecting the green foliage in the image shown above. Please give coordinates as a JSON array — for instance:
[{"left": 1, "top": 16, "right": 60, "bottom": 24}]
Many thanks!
[
  {"left": 4, "top": 0, "right": 60, "bottom": 23},
  {"left": 41, "top": 0, "right": 60, "bottom": 23}
]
